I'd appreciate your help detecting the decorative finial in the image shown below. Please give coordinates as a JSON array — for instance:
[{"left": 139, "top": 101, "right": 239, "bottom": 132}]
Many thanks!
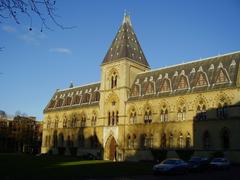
[
  {"left": 122, "top": 10, "right": 132, "bottom": 26},
  {"left": 69, "top": 81, "right": 74, "bottom": 88}
]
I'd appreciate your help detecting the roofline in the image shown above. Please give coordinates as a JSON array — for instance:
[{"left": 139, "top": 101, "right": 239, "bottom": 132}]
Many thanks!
[
  {"left": 101, "top": 57, "right": 150, "bottom": 69},
  {"left": 138, "top": 50, "right": 240, "bottom": 74},
  {"left": 57, "top": 81, "right": 101, "bottom": 92}
]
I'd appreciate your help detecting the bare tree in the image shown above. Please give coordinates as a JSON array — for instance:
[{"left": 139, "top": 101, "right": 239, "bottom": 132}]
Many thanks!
[{"left": 0, "top": 0, "right": 72, "bottom": 31}]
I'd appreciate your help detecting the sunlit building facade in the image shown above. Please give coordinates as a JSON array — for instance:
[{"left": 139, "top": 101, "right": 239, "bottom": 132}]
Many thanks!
[{"left": 41, "top": 14, "right": 240, "bottom": 162}]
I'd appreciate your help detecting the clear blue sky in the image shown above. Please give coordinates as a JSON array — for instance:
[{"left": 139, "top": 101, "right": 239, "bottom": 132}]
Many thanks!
[{"left": 1, "top": 0, "right": 240, "bottom": 120}]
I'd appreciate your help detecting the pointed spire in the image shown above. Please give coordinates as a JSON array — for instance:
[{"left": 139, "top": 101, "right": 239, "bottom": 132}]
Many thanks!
[
  {"left": 102, "top": 13, "right": 149, "bottom": 67},
  {"left": 122, "top": 10, "right": 132, "bottom": 26}
]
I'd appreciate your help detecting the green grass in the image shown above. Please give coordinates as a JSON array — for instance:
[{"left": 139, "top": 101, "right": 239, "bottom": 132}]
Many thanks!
[{"left": 0, "top": 154, "right": 154, "bottom": 178}]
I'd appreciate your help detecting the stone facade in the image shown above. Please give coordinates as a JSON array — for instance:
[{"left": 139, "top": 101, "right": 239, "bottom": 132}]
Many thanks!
[{"left": 41, "top": 14, "right": 240, "bottom": 162}]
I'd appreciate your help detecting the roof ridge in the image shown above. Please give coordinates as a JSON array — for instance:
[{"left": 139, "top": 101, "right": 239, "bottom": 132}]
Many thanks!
[
  {"left": 57, "top": 81, "right": 100, "bottom": 92},
  {"left": 138, "top": 50, "right": 240, "bottom": 75}
]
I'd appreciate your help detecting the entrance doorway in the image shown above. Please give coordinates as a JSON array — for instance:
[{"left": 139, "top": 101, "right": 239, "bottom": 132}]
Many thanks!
[{"left": 105, "top": 136, "right": 117, "bottom": 160}]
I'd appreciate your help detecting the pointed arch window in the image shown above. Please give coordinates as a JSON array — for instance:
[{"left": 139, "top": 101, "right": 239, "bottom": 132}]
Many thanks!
[
  {"left": 196, "top": 72, "right": 208, "bottom": 87},
  {"left": 179, "top": 133, "right": 184, "bottom": 148},
  {"left": 63, "top": 116, "right": 67, "bottom": 128},
  {"left": 161, "top": 133, "right": 167, "bottom": 148},
  {"left": 80, "top": 114, "right": 86, "bottom": 127},
  {"left": 177, "top": 75, "right": 188, "bottom": 89},
  {"left": 111, "top": 72, "right": 118, "bottom": 89},
  {"left": 186, "top": 133, "right": 191, "bottom": 148},
  {"left": 160, "top": 106, "right": 168, "bottom": 122},
  {"left": 144, "top": 107, "right": 152, "bottom": 124},
  {"left": 54, "top": 118, "right": 58, "bottom": 129},
  {"left": 127, "top": 134, "right": 131, "bottom": 149},
  {"left": 91, "top": 113, "right": 97, "bottom": 126},
  {"left": 216, "top": 68, "right": 228, "bottom": 84},
  {"left": 160, "top": 79, "right": 171, "bottom": 92},
  {"left": 72, "top": 115, "right": 77, "bottom": 128},
  {"left": 132, "top": 134, "right": 137, "bottom": 149},
  {"left": 196, "top": 102, "right": 207, "bottom": 121},
  {"left": 177, "top": 106, "right": 186, "bottom": 121},
  {"left": 169, "top": 133, "right": 174, "bottom": 148},
  {"left": 130, "top": 109, "right": 137, "bottom": 124}
]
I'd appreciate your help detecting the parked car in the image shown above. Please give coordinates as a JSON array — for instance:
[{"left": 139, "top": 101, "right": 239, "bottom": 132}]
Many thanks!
[
  {"left": 153, "top": 158, "right": 189, "bottom": 175},
  {"left": 210, "top": 158, "right": 230, "bottom": 170},
  {"left": 188, "top": 156, "right": 209, "bottom": 172}
]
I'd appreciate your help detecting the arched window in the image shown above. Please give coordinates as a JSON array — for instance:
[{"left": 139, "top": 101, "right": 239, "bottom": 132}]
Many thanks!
[
  {"left": 186, "top": 133, "right": 191, "bottom": 148},
  {"left": 131, "top": 85, "right": 140, "bottom": 96},
  {"left": 221, "top": 128, "right": 230, "bottom": 149},
  {"left": 132, "top": 134, "right": 137, "bottom": 149},
  {"left": 53, "top": 131, "right": 58, "bottom": 148},
  {"left": 47, "top": 119, "right": 51, "bottom": 129},
  {"left": 73, "top": 95, "right": 81, "bottom": 105},
  {"left": 203, "top": 130, "right": 210, "bottom": 149},
  {"left": 169, "top": 133, "right": 173, "bottom": 148},
  {"left": 67, "top": 135, "right": 73, "bottom": 147},
  {"left": 196, "top": 72, "right": 208, "bottom": 87},
  {"left": 141, "top": 134, "right": 147, "bottom": 149},
  {"left": 160, "top": 106, "right": 168, "bottom": 122},
  {"left": 54, "top": 118, "right": 58, "bottom": 129},
  {"left": 72, "top": 115, "right": 77, "bottom": 128},
  {"left": 144, "top": 107, "right": 152, "bottom": 124},
  {"left": 149, "top": 134, "right": 154, "bottom": 148},
  {"left": 80, "top": 114, "right": 86, "bottom": 127},
  {"left": 160, "top": 79, "right": 171, "bottom": 92},
  {"left": 217, "top": 103, "right": 228, "bottom": 119},
  {"left": 179, "top": 133, "right": 184, "bottom": 148},
  {"left": 130, "top": 109, "right": 137, "bottom": 124},
  {"left": 216, "top": 68, "right": 228, "bottom": 84},
  {"left": 177, "top": 106, "right": 186, "bottom": 121},
  {"left": 111, "top": 72, "right": 118, "bottom": 89},
  {"left": 63, "top": 116, "right": 67, "bottom": 128},
  {"left": 116, "top": 111, "right": 119, "bottom": 125},
  {"left": 108, "top": 112, "right": 111, "bottom": 126},
  {"left": 91, "top": 113, "right": 97, "bottom": 126},
  {"left": 177, "top": 75, "right": 188, "bottom": 89},
  {"left": 196, "top": 102, "right": 207, "bottom": 120},
  {"left": 161, "top": 133, "right": 167, "bottom": 148}
]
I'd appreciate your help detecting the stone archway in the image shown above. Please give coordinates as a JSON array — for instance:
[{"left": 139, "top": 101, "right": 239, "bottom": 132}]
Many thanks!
[{"left": 105, "top": 136, "right": 117, "bottom": 161}]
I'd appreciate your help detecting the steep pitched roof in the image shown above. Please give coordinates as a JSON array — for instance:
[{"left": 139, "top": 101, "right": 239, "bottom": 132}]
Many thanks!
[
  {"left": 44, "top": 82, "right": 100, "bottom": 113},
  {"left": 129, "top": 51, "right": 240, "bottom": 101},
  {"left": 102, "top": 14, "right": 149, "bottom": 67}
]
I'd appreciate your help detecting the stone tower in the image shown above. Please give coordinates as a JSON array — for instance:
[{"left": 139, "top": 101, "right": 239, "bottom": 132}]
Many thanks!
[{"left": 99, "top": 14, "right": 150, "bottom": 160}]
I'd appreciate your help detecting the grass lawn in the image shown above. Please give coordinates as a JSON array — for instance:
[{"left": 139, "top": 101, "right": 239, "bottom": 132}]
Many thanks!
[{"left": 0, "top": 154, "right": 154, "bottom": 178}]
